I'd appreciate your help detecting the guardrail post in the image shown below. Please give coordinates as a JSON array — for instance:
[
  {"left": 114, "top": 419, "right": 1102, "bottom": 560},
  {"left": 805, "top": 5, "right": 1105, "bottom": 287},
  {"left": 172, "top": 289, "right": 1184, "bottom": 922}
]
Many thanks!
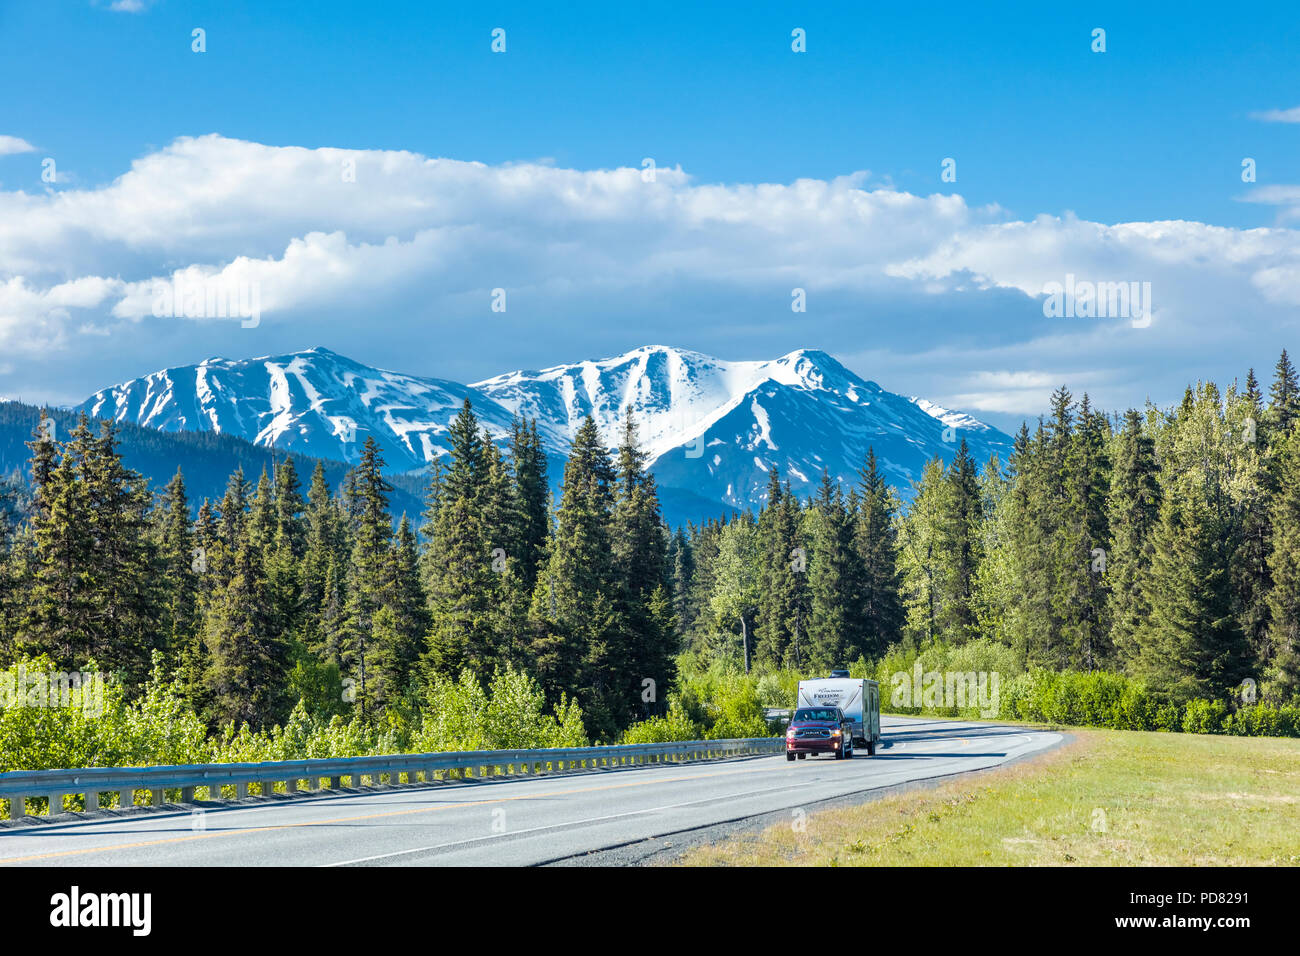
[
  {"left": 181, "top": 787, "right": 194, "bottom": 803},
  {"left": 89, "top": 790, "right": 106, "bottom": 810},
  {"left": 150, "top": 788, "right": 164, "bottom": 807},
  {"left": 236, "top": 783, "right": 248, "bottom": 799}
]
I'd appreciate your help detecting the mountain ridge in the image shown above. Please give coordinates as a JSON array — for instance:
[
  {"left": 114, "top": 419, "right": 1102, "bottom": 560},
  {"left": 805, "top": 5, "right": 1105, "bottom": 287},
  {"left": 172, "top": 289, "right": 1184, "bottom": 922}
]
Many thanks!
[{"left": 77, "top": 344, "right": 1015, "bottom": 517}]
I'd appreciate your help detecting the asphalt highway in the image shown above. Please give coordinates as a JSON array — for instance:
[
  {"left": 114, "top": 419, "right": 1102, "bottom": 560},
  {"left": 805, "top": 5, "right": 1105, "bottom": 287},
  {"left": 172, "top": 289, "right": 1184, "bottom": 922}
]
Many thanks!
[{"left": 0, "top": 716, "right": 1062, "bottom": 866}]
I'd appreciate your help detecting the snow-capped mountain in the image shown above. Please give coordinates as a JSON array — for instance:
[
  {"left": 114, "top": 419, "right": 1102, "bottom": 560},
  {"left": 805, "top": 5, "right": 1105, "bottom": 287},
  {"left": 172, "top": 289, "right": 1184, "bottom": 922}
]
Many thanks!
[
  {"left": 78, "top": 345, "right": 1014, "bottom": 516},
  {"left": 475, "top": 345, "right": 1013, "bottom": 508},
  {"left": 79, "top": 347, "right": 520, "bottom": 473}
]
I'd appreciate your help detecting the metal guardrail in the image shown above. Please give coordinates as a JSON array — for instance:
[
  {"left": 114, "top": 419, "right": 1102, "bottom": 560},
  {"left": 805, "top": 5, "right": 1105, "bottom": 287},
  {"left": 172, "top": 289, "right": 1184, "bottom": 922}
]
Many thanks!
[{"left": 0, "top": 736, "right": 783, "bottom": 820}]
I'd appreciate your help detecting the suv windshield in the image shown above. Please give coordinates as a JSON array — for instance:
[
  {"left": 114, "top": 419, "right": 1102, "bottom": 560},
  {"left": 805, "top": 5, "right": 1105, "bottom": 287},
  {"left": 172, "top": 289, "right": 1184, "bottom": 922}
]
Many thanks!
[{"left": 793, "top": 708, "right": 840, "bottom": 722}]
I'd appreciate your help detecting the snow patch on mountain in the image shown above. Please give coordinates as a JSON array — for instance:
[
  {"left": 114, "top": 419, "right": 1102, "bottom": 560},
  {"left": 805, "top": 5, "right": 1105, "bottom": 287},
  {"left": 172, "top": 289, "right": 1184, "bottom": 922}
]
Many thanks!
[{"left": 78, "top": 343, "right": 1015, "bottom": 516}]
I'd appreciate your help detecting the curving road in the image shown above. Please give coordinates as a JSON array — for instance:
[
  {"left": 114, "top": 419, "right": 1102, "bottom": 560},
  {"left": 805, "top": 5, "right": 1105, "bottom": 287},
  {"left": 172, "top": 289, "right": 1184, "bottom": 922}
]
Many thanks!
[{"left": 0, "top": 716, "right": 1062, "bottom": 867}]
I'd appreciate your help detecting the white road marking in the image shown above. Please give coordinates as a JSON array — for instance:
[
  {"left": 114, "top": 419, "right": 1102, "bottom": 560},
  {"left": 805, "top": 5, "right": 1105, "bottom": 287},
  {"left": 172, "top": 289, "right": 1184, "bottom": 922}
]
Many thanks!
[{"left": 318, "top": 780, "right": 809, "bottom": 866}]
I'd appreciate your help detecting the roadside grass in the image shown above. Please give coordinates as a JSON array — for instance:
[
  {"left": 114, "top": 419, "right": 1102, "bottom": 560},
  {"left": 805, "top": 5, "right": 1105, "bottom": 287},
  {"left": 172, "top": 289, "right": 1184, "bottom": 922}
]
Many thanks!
[{"left": 677, "top": 728, "right": 1300, "bottom": 866}]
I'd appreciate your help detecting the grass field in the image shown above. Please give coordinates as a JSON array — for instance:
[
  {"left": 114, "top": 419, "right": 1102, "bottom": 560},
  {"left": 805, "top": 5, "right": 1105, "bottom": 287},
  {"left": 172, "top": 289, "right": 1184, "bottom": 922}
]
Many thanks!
[{"left": 677, "top": 727, "right": 1300, "bottom": 866}]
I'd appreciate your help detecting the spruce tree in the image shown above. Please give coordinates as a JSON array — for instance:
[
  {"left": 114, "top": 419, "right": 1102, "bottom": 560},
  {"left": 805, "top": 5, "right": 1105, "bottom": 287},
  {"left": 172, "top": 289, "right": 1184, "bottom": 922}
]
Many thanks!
[
  {"left": 755, "top": 476, "right": 811, "bottom": 666},
  {"left": 248, "top": 469, "right": 277, "bottom": 552},
  {"left": 273, "top": 458, "right": 307, "bottom": 559},
  {"left": 481, "top": 437, "right": 530, "bottom": 664},
  {"left": 854, "top": 448, "right": 904, "bottom": 659},
  {"left": 203, "top": 514, "right": 290, "bottom": 728},
  {"left": 19, "top": 420, "right": 92, "bottom": 666},
  {"left": 179, "top": 497, "right": 219, "bottom": 708},
  {"left": 367, "top": 515, "right": 427, "bottom": 704},
  {"left": 1135, "top": 487, "right": 1249, "bottom": 701},
  {"left": 807, "top": 471, "right": 859, "bottom": 667},
  {"left": 936, "top": 439, "right": 983, "bottom": 644},
  {"left": 1106, "top": 409, "right": 1161, "bottom": 666},
  {"left": 613, "top": 409, "right": 675, "bottom": 715},
  {"left": 1061, "top": 396, "right": 1111, "bottom": 668},
  {"left": 156, "top": 468, "right": 199, "bottom": 672},
  {"left": 0, "top": 471, "right": 26, "bottom": 657},
  {"left": 528, "top": 416, "right": 621, "bottom": 736},
  {"left": 1264, "top": 429, "right": 1300, "bottom": 702},
  {"left": 214, "top": 467, "right": 250, "bottom": 586},
  {"left": 423, "top": 401, "right": 500, "bottom": 678},
  {"left": 898, "top": 458, "right": 951, "bottom": 646},
  {"left": 1136, "top": 383, "right": 1253, "bottom": 699},
  {"left": 1269, "top": 349, "right": 1298, "bottom": 433},
  {"left": 300, "top": 462, "right": 337, "bottom": 660},
  {"left": 669, "top": 527, "right": 695, "bottom": 639},
  {"left": 683, "top": 518, "right": 724, "bottom": 654},
  {"left": 93, "top": 421, "right": 160, "bottom": 678},
  {"left": 340, "top": 437, "right": 395, "bottom": 712},
  {"left": 1234, "top": 378, "right": 1274, "bottom": 670},
  {"left": 510, "top": 417, "right": 550, "bottom": 595}
]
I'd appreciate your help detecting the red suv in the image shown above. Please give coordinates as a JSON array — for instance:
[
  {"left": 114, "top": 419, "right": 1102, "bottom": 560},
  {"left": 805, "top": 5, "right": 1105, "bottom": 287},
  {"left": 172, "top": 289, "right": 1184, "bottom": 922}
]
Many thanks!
[{"left": 785, "top": 706, "right": 855, "bottom": 760}]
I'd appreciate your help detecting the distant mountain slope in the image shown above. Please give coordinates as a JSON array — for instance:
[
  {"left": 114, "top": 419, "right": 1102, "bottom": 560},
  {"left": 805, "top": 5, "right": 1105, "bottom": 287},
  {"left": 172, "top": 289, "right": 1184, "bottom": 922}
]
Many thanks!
[
  {"left": 75, "top": 344, "right": 1014, "bottom": 519},
  {"left": 0, "top": 401, "right": 427, "bottom": 521},
  {"left": 474, "top": 345, "right": 1014, "bottom": 507},
  {"left": 80, "top": 347, "right": 520, "bottom": 474}
]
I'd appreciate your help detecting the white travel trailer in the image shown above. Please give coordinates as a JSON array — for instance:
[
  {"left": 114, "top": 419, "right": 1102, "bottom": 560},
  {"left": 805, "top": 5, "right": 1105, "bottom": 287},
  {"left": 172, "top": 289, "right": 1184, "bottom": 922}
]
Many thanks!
[{"left": 796, "top": 674, "right": 882, "bottom": 754}]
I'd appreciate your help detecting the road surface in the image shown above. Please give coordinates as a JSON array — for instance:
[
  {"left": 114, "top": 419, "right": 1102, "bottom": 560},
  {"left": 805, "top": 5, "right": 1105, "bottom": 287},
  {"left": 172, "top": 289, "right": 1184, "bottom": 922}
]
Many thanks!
[{"left": 0, "top": 716, "right": 1062, "bottom": 866}]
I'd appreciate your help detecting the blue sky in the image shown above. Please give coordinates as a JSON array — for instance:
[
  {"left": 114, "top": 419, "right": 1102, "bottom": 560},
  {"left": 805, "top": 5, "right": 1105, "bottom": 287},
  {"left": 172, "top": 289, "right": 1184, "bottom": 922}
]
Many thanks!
[{"left": 2, "top": 0, "right": 1300, "bottom": 432}]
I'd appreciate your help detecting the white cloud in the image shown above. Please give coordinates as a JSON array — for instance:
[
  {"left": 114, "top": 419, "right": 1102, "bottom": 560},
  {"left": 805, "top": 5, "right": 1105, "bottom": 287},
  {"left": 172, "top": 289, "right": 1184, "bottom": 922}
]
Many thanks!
[
  {"left": 0, "top": 275, "right": 124, "bottom": 354},
  {"left": 1, "top": 134, "right": 1298, "bottom": 424},
  {"left": 1250, "top": 106, "right": 1300, "bottom": 123},
  {"left": 0, "top": 136, "right": 35, "bottom": 156},
  {"left": 1237, "top": 184, "right": 1300, "bottom": 223}
]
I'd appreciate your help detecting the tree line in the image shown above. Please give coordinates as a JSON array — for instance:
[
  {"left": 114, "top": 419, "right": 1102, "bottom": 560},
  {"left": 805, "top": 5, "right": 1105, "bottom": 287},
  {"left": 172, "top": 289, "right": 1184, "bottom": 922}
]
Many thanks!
[
  {"left": 0, "top": 403, "right": 675, "bottom": 742},
  {"left": 665, "top": 351, "right": 1300, "bottom": 708},
  {"left": 886, "top": 351, "right": 1300, "bottom": 705},
  {"left": 1, "top": 351, "right": 1298, "bottom": 745}
]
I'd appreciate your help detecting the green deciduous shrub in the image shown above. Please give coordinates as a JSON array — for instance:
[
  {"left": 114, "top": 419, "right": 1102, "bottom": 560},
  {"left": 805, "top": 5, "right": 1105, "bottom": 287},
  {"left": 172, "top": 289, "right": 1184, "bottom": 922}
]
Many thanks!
[
  {"left": 0, "top": 656, "right": 585, "bottom": 780},
  {"left": 412, "top": 666, "right": 588, "bottom": 753},
  {"left": 1154, "top": 702, "right": 1182, "bottom": 732},
  {"left": 621, "top": 654, "right": 780, "bottom": 743},
  {"left": 620, "top": 702, "right": 702, "bottom": 743},
  {"left": 871, "top": 651, "right": 1298, "bottom": 739},
  {"left": 1181, "top": 698, "right": 1228, "bottom": 735},
  {"left": 0, "top": 654, "right": 210, "bottom": 773}
]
